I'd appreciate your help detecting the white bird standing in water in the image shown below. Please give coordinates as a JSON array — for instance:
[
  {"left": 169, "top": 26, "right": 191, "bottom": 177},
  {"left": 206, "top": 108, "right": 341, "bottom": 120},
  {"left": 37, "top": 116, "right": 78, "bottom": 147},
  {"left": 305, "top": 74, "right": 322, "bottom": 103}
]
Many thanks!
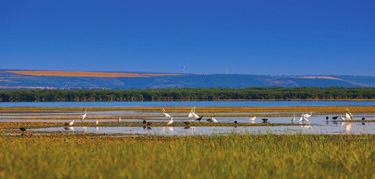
[
  {"left": 118, "top": 117, "right": 122, "bottom": 123},
  {"left": 188, "top": 107, "right": 195, "bottom": 118},
  {"left": 95, "top": 119, "right": 99, "bottom": 125},
  {"left": 346, "top": 108, "right": 353, "bottom": 120},
  {"left": 81, "top": 109, "right": 87, "bottom": 121},
  {"left": 345, "top": 113, "right": 353, "bottom": 120},
  {"left": 291, "top": 113, "right": 296, "bottom": 122},
  {"left": 207, "top": 117, "right": 218, "bottom": 123},
  {"left": 300, "top": 112, "right": 312, "bottom": 122},
  {"left": 162, "top": 108, "right": 174, "bottom": 125},
  {"left": 65, "top": 120, "right": 75, "bottom": 126},
  {"left": 162, "top": 108, "right": 172, "bottom": 119},
  {"left": 302, "top": 112, "right": 312, "bottom": 118},
  {"left": 250, "top": 116, "right": 256, "bottom": 122},
  {"left": 188, "top": 107, "right": 200, "bottom": 119},
  {"left": 167, "top": 117, "right": 174, "bottom": 125}
]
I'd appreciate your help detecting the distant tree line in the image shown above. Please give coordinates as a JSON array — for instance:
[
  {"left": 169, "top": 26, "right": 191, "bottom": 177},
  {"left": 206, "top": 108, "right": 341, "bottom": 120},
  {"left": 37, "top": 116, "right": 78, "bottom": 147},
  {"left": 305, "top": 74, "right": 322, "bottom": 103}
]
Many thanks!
[{"left": 0, "top": 88, "right": 374, "bottom": 102}]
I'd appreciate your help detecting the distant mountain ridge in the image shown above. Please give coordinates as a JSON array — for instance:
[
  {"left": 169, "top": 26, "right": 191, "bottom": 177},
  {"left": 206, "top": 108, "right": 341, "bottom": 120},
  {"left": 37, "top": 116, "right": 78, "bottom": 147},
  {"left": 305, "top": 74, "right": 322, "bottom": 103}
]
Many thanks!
[{"left": 0, "top": 70, "right": 374, "bottom": 89}]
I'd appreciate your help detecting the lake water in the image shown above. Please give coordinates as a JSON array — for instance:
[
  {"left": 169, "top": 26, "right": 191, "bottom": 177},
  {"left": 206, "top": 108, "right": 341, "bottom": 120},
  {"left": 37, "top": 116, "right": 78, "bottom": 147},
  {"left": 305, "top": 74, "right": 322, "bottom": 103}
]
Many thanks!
[
  {"left": 4, "top": 100, "right": 375, "bottom": 136},
  {"left": 33, "top": 121, "right": 374, "bottom": 136},
  {"left": 1, "top": 100, "right": 375, "bottom": 107},
  {"left": 27, "top": 115, "right": 375, "bottom": 136}
]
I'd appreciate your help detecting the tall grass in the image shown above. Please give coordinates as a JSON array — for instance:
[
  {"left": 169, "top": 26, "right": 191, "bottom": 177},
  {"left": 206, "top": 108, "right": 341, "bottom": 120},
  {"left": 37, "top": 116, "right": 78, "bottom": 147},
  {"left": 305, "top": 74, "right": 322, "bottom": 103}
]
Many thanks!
[{"left": 0, "top": 134, "right": 374, "bottom": 178}]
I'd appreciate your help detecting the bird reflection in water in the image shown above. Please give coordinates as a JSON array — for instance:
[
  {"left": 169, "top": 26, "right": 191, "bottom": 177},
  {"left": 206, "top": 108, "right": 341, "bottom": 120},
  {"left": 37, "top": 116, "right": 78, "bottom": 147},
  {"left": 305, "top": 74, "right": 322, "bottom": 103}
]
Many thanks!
[
  {"left": 64, "top": 126, "right": 75, "bottom": 131},
  {"left": 300, "top": 121, "right": 312, "bottom": 129},
  {"left": 341, "top": 122, "right": 352, "bottom": 134}
]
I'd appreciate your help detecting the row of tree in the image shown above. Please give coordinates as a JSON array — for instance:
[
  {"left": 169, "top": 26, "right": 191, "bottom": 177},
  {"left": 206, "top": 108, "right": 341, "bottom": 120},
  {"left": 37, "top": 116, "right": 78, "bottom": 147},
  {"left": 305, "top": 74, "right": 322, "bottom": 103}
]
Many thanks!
[{"left": 0, "top": 88, "right": 374, "bottom": 102}]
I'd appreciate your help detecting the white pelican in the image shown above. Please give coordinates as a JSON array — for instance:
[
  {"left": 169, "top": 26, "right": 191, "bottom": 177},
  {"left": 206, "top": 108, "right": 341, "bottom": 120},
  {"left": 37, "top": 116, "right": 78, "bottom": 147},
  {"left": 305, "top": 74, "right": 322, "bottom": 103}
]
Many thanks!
[
  {"left": 167, "top": 117, "right": 174, "bottom": 125},
  {"left": 302, "top": 112, "right": 312, "bottom": 118},
  {"left": 118, "top": 117, "right": 122, "bottom": 123},
  {"left": 188, "top": 107, "right": 200, "bottom": 119},
  {"left": 300, "top": 112, "right": 312, "bottom": 122},
  {"left": 162, "top": 108, "right": 172, "bottom": 119},
  {"left": 345, "top": 113, "right": 352, "bottom": 120},
  {"left": 346, "top": 108, "right": 353, "bottom": 119},
  {"left": 95, "top": 119, "right": 99, "bottom": 125},
  {"left": 299, "top": 116, "right": 309, "bottom": 122},
  {"left": 188, "top": 107, "right": 195, "bottom": 118}
]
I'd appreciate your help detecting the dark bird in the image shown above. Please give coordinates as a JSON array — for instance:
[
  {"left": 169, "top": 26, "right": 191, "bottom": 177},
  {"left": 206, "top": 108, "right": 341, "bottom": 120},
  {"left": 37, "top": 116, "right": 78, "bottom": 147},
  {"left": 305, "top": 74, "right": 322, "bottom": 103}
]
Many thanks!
[
  {"left": 234, "top": 121, "right": 238, "bottom": 124},
  {"left": 362, "top": 117, "right": 366, "bottom": 120},
  {"left": 332, "top": 116, "right": 339, "bottom": 120},
  {"left": 196, "top": 116, "right": 203, "bottom": 121},
  {"left": 262, "top": 118, "right": 268, "bottom": 123},
  {"left": 146, "top": 122, "right": 152, "bottom": 126},
  {"left": 142, "top": 120, "right": 147, "bottom": 125},
  {"left": 19, "top": 127, "right": 27, "bottom": 136},
  {"left": 326, "top": 116, "right": 329, "bottom": 120}
]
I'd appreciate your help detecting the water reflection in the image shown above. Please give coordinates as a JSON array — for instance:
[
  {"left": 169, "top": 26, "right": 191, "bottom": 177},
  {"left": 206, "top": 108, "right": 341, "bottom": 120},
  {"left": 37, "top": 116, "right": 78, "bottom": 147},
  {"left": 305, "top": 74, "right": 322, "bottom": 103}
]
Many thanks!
[
  {"left": 342, "top": 122, "right": 352, "bottom": 134},
  {"left": 32, "top": 120, "right": 375, "bottom": 136},
  {"left": 64, "top": 126, "right": 75, "bottom": 131}
]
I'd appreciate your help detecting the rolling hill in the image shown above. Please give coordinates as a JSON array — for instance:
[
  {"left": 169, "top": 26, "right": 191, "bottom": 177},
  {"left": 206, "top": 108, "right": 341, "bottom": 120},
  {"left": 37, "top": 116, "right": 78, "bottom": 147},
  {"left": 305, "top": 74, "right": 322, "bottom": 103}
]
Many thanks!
[{"left": 0, "top": 70, "right": 374, "bottom": 89}]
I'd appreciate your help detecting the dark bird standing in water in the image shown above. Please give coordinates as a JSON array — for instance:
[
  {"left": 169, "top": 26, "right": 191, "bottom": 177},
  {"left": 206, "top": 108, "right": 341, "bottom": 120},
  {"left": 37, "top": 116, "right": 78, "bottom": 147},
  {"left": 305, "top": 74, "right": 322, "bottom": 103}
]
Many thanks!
[
  {"left": 332, "top": 116, "right": 339, "bottom": 120},
  {"left": 362, "top": 117, "right": 366, "bottom": 120},
  {"left": 234, "top": 121, "right": 238, "bottom": 128},
  {"left": 326, "top": 116, "right": 329, "bottom": 120},
  {"left": 196, "top": 116, "right": 203, "bottom": 121},
  {"left": 142, "top": 120, "right": 147, "bottom": 125},
  {"left": 19, "top": 127, "right": 27, "bottom": 136},
  {"left": 262, "top": 118, "right": 269, "bottom": 123}
]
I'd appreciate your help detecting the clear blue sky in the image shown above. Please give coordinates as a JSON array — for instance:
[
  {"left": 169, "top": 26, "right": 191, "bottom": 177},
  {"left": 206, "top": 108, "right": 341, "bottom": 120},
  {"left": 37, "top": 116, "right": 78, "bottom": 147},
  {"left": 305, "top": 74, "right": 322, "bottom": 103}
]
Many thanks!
[{"left": 1, "top": 0, "right": 374, "bottom": 75}]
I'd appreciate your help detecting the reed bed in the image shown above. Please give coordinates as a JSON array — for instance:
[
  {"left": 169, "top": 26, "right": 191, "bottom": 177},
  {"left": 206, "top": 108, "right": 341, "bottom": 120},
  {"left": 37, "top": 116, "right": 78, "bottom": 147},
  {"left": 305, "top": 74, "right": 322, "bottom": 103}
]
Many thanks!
[{"left": 0, "top": 134, "right": 374, "bottom": 178}]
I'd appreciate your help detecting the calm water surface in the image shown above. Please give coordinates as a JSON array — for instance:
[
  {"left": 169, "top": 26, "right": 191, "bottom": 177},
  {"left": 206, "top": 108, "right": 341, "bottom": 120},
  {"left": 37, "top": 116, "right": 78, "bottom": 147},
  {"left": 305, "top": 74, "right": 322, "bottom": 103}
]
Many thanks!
[
  {"left": 33, "top": 122, "right": 374, "bottom": 136},
  {"left": 30, "top": 115, "right": 375, "bottom": 136}
]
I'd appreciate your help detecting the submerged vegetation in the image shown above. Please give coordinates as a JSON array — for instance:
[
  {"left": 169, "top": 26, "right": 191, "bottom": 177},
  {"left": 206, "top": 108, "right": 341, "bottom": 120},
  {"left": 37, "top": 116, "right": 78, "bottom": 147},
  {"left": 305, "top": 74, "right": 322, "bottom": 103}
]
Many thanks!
[
  {"left": 0, "top": 87, "right": 375, "bottom": 102},
  {"left": 0, "top": 134, "right": 375, "bottom": 178}
]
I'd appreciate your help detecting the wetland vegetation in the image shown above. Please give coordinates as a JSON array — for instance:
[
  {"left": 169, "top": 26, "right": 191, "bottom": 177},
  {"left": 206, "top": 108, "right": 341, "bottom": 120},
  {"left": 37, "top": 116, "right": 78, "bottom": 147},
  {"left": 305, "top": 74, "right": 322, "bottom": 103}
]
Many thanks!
[{"left": 0, "top": 134, "right": 375, "bottom": 178}]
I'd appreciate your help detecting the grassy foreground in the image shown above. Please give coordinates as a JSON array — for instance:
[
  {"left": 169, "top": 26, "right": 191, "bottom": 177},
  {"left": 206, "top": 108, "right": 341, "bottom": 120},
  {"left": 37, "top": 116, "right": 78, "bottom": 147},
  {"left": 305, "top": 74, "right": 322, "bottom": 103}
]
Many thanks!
[{"left": 0, "top": 134, "right": 375, "bottom": 178}]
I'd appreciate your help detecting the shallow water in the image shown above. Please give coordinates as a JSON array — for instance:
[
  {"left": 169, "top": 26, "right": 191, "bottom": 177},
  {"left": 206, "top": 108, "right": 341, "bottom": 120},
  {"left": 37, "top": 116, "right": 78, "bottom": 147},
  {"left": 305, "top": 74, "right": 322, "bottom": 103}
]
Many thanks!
[
  {"left": 1, "top": 100, "right": 375, "bottom": 107},
  {"left": 33, "top": 122, "right": 374, "bottom": 136},
  {"left": 29, "top": 114, "right": 375, "bottom": 136}
]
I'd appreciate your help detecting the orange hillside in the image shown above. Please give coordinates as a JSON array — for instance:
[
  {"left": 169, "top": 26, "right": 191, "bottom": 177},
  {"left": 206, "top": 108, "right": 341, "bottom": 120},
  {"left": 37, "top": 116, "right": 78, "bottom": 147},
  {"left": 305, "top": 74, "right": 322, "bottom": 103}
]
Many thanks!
[{"left": 7, "top": 70, "right": 179, "bottom": 78}]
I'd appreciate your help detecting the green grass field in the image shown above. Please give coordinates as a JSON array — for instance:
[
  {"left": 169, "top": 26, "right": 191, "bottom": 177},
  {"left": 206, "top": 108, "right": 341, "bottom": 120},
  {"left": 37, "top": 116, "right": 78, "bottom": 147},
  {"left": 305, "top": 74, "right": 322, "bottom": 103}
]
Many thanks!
[{"left": 1, "top": 134, "right": 375, "bottom": 178}]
